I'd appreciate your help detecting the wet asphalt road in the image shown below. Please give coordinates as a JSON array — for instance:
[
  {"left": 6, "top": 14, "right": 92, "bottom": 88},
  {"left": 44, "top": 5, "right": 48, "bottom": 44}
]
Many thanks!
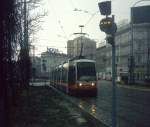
[{"left": 71, "top": 80, "right": 150, "bottom": 127}]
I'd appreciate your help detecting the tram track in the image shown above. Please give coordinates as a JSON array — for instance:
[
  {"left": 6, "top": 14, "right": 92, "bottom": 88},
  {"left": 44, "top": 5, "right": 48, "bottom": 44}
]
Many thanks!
[
  {"left": 32, "top": 81, "right": 150, "bottom": 127},
  {"left": 48, "top": 85, "right": 108, "bottom": 127},
  {"left": 48, "top": 85, "right": 135, "bottom": 127},
  {"left": 67, "top": 86, "right": 150, "bottom": 127}
]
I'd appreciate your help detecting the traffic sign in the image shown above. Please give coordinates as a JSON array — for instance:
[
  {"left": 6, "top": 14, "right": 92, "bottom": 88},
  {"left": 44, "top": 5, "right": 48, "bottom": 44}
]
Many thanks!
[
  {"left": 98, "top": 1, "right": 111, "bottom": 15},
  {"left": 99, "top": 17, "right": 117, "bottom": 35}
]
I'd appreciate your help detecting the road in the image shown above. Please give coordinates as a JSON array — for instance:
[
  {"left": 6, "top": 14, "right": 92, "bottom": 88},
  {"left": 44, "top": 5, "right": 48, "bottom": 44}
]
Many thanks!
[{"left": 71, "top": 80, "right": 150, "bottom": 127}]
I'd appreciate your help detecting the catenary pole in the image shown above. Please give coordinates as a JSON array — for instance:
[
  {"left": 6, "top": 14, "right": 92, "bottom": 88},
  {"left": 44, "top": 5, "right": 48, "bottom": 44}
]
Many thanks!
[{"left": 111, "top": 15, "right": 117, "bottom": 127}]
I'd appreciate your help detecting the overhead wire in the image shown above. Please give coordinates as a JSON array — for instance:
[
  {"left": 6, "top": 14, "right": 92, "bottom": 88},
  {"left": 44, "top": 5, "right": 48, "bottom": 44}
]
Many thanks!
[
  {"left": 58, "top": 20, "right": 68, "bottom": 39},
  {"left": 49, "top": 0, "right": 68, "bottom": 39},
  {"left": 36, "top": 1, "right": 100, "bottom": 55},
  {"left": 67, "top": 0, "right": 79, "bottom": 10},
  {"left": 30, "top": 44, "right": 98, "bottom": 49},
  {"left": 84, "top": 11, "right": 99, "bottom": 28},
  {"left": 73, "top": 8, "right": 99, "bottom": 32},
  {"left": 68, "top": 0, "right": 76, "bottom": 8}
]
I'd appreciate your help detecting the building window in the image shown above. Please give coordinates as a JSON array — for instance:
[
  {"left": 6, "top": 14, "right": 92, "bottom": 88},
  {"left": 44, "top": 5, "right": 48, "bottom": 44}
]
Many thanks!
[
  {"left": 42, "top": 63, "right": 47, "bottom": 72},
  {"left": 137, "top": 55, "right": 141, "bottom": 64},
  {"left": 42, "top": 59, "right": 47, "bottom": 63}
]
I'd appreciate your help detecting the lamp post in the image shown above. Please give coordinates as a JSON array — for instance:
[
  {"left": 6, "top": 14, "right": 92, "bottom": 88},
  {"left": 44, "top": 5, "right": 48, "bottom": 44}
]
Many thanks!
[{"left": 129, "top": 0, "right": 150, "bottom": 84}]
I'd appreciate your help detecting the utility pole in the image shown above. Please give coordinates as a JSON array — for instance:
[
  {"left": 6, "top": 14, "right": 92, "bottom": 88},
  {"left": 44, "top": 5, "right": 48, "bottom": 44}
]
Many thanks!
[
  {"left": 24, "top": 0, "right": 27, "bottom": 49},
  {"left": 146, "top": 29, "right": 150, "bottom": 81},
  {"left": 129, "top": 7, "right": 135, "bottom": 84},
  {"left": 73, "top": 25, "right": 87, "bottom": 57},
  {"left": 98, "top": 1, "right": 117, "bottom": 127},
  {"left": 110, "top": 16, "right": 117, "bottom": 127},
  {"left": 23, "top": 0, "right": 30, "bottom": 94},
  {"left": 32, "top": 45, "right": 35, "bottom": 63},
  {"left": 32, "top": 45, "right": 35, "bottom": 83},
  {"left": 79, "top": 25, "right": 84, "bottom": 57}
]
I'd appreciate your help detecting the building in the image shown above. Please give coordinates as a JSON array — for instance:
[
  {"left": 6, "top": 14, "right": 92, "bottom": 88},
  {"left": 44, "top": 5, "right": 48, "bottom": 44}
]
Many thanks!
[
  {"left": 67, "top": 36, "right": 96, "bottom": 60},
  {"left": 96, "top": 45, "right": 107, "bottom": 79},
  {"left": 30, "top": 56, "right": 41, "bottom": 78},
  {"left": 67, "top": 40, "right": 74, "bottom": 57},
  {"left": 96, "top": 6, "right": 150, "bottom": 83},
  {"left": 116, "top": 23, "right": 150, "bottom": 82},
  {"left": 96, "top": 22, "right": 150, "bottom": 82},
  {"left": 40, "top": 48, "right": 68, "bottom": 78}
]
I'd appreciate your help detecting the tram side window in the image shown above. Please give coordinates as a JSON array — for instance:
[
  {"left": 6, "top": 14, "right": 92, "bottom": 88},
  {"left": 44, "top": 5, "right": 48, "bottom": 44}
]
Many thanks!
[
  {"left": 68, "top": 66, "right": 76, "bottom": 84},
  {"left": 62, "top": 68, "right": 65, "bottom": 83},
  {"left": 64, "top": 68, "right": 68, "bottom": 83},
  {"left": 62, "top": 68, "right": 67, "bottom": 83}
]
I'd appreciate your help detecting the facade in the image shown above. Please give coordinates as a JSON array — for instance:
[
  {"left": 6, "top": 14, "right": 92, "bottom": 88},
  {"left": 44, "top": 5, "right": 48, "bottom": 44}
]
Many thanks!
[
  {"left": 67, "top": 36, "right": 96, "bottom": 60},
  {"left": 40, "top": 48, "right": 68, "bottom": 78},
  {"left": 96, "top": 22, "right": 150, "bottom": 82},
  {"left": 96, "top": 6, "right": 150, "bottom": 83},
  {"left": 96, "top": 45, "right": 107, "bottom": 79},
  {"left": 116, "top": 23, "right": 150, "bottom": 81},
  {"left": 31, "top": 56, "right": 41, "bottom": 78},
  {"left": 67, "top": 40, "right": 74, "bottom": 57},
  {"left": 114, "top": 23, "right": 131, "bottom": 79}
]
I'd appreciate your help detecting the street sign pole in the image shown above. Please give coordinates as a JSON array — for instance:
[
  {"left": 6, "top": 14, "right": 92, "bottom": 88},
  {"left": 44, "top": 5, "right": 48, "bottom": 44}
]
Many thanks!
[
  {"left": 112, "top": 42, "right": 117, "bottom": 127},
  {"left": 111, "top": 17, "right": 117, "bottom": 126},
  {"left": 106, "top": 15, "right": 117, "bottom": 127},
  {"left": 98, "top": 2, "right": 117, "bottom": 126}
]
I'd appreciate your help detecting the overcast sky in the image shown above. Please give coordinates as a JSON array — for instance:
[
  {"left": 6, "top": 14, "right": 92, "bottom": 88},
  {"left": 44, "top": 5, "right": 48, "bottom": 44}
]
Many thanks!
[{"left": 33, "top": 0, "right": 150, "bottom": 55}]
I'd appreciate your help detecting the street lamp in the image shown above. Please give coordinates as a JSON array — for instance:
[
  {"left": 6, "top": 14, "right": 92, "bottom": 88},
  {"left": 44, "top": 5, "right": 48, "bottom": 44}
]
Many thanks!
[{"left": 129, "top": 0, "right": 150, "bottom": 84}]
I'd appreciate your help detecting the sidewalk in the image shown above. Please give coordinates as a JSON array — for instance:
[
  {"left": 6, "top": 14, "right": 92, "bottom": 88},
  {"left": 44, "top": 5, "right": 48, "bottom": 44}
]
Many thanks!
[
  {"left": 134, "top": 80, "right": 150, "bottom": 86},
  {"left": 10, "top": 86, "right": 107, "bottom": 127}
]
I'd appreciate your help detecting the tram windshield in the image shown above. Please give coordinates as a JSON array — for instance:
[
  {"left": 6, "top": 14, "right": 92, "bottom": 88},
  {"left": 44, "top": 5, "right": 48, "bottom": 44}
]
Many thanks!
[{"left": 77, "top": 62, "right": 96, "bottom": 81}]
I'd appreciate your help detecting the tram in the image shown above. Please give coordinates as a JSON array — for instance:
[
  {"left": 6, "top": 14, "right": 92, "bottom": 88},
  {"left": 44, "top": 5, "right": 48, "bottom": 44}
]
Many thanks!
[{"left": 50, "top": 57, "right": 97, "bottom": 96}]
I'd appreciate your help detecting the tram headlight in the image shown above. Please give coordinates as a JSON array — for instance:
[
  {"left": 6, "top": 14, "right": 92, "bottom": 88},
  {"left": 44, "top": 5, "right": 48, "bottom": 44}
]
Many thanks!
[
  {"left": 91, "top": 83, "right": 95, "bottom": 86},
  {"left": 79, "top": 83, "right": 82, "bottom": 86}
]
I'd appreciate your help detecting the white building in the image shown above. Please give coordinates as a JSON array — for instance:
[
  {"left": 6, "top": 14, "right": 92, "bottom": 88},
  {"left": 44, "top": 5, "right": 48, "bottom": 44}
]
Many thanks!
[
  {"left": 30, "top": 56, "right": 41, "bottom": 78},
  {"left": 67, "top": 36, "right": 96, "bottom": 60},
  {"left": 40, "top": 48, "right": 68, "bottom": 78},
  {"left": 97, "top": 23, "right": 150, "bottom": 82}
]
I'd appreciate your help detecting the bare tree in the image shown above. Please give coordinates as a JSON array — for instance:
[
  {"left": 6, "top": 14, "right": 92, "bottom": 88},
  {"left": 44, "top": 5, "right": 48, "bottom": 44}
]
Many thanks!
[
  {"left": 0, "top": 0, "right": 18, "bottom": 126},
  {"left": 0, "top": 0, "right": 46, "bottom": 126}
]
